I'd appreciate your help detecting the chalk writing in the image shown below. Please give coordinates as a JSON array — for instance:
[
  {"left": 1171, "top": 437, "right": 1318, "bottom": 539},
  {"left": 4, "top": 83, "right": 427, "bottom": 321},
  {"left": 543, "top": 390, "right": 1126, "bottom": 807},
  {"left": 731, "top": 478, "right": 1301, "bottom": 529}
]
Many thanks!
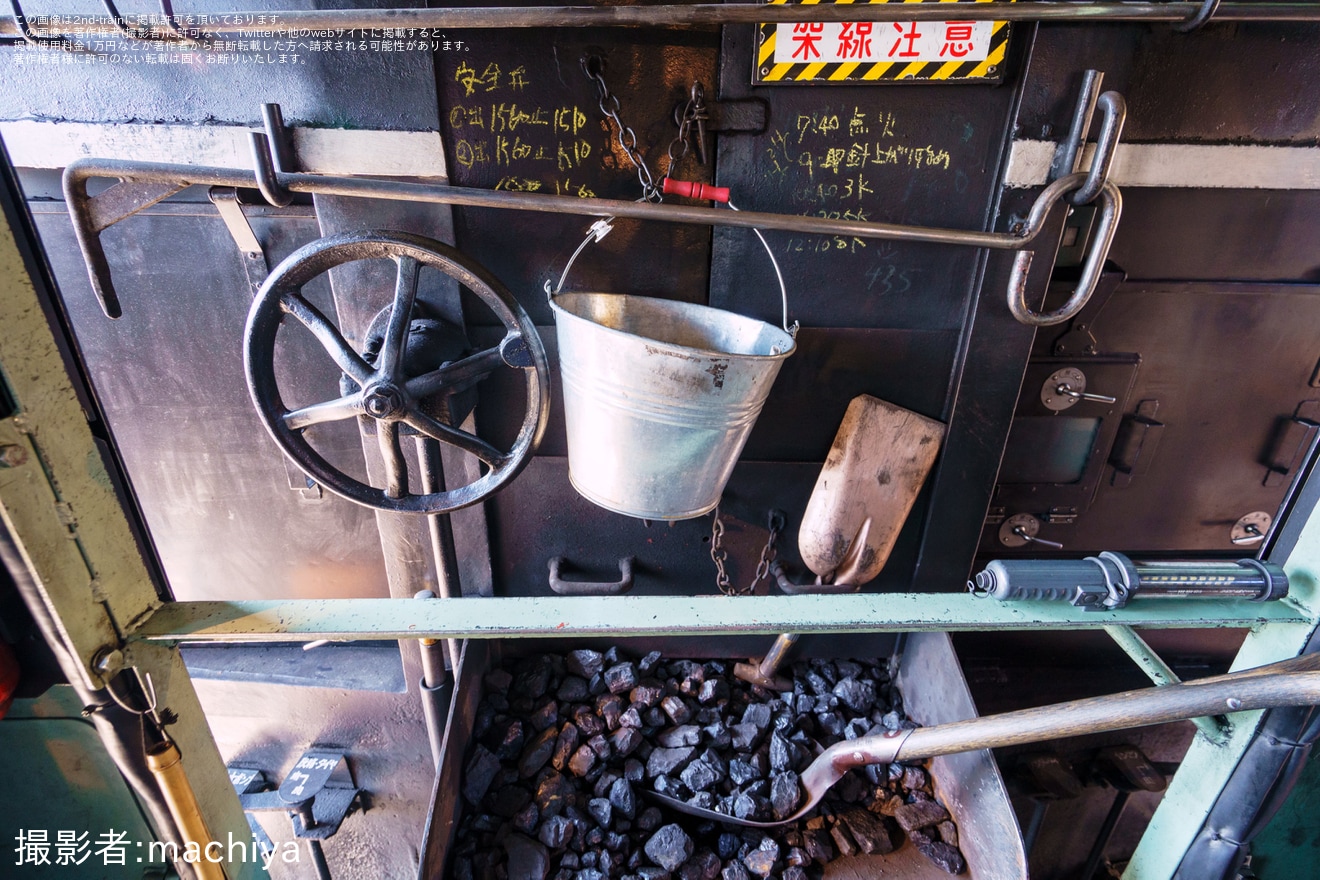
[
  {"left": 448, "top": 64, "right": 596, "bottom": 196},
  {"left": 764, "top": 103, "right": 958, "bottom": 260}
]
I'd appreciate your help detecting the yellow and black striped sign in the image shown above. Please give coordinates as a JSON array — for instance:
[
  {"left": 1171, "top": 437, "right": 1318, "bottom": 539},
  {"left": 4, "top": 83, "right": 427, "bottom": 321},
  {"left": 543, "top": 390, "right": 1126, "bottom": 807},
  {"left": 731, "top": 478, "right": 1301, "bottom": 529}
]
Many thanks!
[{"left": 754, "top": 0, "right": 1012, "bottom": 85}]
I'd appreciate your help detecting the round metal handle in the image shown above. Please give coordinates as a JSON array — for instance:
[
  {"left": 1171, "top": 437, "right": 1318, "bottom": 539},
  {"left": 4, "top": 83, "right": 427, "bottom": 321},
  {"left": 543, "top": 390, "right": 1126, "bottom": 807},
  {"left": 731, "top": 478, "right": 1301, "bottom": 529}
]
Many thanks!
[{"left": 245, "top": 231, "right": 550, "bottom": 514}]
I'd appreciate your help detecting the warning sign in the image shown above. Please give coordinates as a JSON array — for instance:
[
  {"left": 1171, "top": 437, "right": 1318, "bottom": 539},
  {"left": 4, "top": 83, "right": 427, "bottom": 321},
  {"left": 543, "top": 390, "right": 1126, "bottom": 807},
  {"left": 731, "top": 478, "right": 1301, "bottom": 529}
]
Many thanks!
[{"left": 754, "top": 0, "right": 1011, "bottom": 85}]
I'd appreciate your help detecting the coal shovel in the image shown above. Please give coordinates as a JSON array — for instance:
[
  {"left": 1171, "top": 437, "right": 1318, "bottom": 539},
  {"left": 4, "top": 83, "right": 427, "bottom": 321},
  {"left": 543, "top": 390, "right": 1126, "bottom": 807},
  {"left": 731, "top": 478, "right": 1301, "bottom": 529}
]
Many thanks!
[{"left": 650, "top": 652, "right": 1320, "bottom": 827}]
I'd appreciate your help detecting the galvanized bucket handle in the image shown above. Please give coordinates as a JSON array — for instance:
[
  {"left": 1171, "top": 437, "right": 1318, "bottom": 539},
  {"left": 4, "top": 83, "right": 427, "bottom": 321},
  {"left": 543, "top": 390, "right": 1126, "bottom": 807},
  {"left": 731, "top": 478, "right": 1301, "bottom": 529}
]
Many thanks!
[{"left": 546, "top": 210, "right": 798, "bottom": 338}]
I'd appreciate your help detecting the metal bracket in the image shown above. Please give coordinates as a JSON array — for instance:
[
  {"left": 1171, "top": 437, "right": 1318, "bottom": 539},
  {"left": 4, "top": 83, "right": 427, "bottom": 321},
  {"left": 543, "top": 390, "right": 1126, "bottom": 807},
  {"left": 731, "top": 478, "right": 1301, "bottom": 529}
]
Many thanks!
[
  {"left": 207, "top": 187, "right": 269, "bottom": 296},
  {"left": 1110, "top": 399, "right": 1164, "bottom": 488},
  {"left": 1231, "top": 511, "right": 1272, "bottom": 547},
  {"left": 698, "top": 96, "right": 769, "bottom": 135},
  {"left": 1263, "top": 401, "right": 1320, "bottom": 488}
]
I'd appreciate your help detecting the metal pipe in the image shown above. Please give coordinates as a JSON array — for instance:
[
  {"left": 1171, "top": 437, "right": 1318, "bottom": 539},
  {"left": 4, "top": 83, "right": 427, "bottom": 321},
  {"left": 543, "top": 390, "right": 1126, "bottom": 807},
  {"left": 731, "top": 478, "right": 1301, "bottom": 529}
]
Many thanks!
[
  {"left": 413, "top": 591, "right": 453, "bottom": 769},
  {"left": 758, "top": 632, "right": 799, "bottom": 676},
  {"left": 144, "top": 741, "right": 227, "bottom": 880},
  {"left": 64, "top": 157, "right": 1030, "bottom": 248},
  {"left": 3, "top": 2, "right": 1318, "bottom": 39},
  {"left": 1053, "top": 70, "right": 1104, "bottom": 182},
  {"left": 306, "top": 840, "right": 333, "bottom": 880},
  {"left": 416, "top": 438, "right": 461, "bottom": 670},
  {"left": 1079, "top": 790, "right": 1130, "bottom": 880}
]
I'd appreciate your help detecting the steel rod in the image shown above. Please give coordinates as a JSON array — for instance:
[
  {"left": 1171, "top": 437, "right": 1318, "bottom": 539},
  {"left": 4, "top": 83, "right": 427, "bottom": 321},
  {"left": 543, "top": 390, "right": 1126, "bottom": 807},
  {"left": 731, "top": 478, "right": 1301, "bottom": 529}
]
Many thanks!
[
  {"left": 127, "top": 594, "right": 1312, "bottom": 643},
  {"left": 64, "top": 159, "right": 1025, "bottom": 250},
  {"left": 3, "top": 3, "right": 1318, "bottom": 39}
]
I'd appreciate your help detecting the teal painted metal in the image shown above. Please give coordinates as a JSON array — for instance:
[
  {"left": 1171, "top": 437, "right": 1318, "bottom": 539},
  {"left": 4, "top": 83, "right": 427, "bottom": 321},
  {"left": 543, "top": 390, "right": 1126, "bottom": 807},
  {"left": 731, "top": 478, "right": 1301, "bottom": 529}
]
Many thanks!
[
  {"left": 129, "top": 593, "right": 1310, "bottom": 643},
  {"left": 1249, "top": 742, "right": 1320, "bottom": 873},
  {"left": 1124, "top": 496, "right": 1320, "bottom": 878},
  {"left": 1104, "top": 624, "right": 1230, "bottom": 745},
  {"left": 1, "top": 687, "right": 161, "bottom": 879}
]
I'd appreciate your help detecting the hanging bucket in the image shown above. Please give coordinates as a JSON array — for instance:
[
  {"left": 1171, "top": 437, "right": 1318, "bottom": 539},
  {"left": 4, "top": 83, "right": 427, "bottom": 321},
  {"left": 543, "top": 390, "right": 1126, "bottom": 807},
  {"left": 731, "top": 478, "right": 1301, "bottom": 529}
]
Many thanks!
[{"left": 548, "top": 218, "right": 796, "bottom": 520}]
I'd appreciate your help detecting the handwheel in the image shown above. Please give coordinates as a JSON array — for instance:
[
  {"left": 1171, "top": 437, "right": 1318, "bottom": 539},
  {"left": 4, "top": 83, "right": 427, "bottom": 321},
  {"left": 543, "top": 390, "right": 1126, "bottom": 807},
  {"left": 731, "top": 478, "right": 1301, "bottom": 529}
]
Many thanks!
[{"left": 244, "top": 230, "right": 550, "bottom": 514}]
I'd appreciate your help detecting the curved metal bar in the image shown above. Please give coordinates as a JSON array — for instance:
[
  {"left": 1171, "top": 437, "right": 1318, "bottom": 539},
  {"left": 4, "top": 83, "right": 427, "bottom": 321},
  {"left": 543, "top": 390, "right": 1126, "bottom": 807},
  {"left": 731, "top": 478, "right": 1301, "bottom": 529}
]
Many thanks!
[
  {"left": 402, "top": 409, "right": 508, "bottom": 469},
  {"left": 1174, "top": 0, "right": 1221, "bottom": 31},
  {"left": 548, "top": 557, "right": 635, "bottom": 596},
  {"left": 1067, "top": 91, "right": 1127, "bottom": 206},
  {"left": 261, "top": 103, "right": 298, "bottom": 173},
  {"left": 247, "top": 132, "right": 293, "bottom": 208},
  {"left": 279, "top": 293, "right": 374, "bottom": 384},
  {"left": 378, "top": 255, "right": 420, "bottom": 383},
  {"left": 63, "top": 157, "right": 1088, "bottom": 319},
  {"left": 283, "top": 393, "right": 364, "bottom": 430},
  {"left": 1008, "top": 179, "right": 1122, "bottom": 327}
]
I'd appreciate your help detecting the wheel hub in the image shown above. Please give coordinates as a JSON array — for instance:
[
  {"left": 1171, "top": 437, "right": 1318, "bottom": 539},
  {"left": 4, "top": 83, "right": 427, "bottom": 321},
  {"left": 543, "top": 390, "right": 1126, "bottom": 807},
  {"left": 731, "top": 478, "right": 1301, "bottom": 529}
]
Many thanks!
[{"left": 363, "top": 384, "right": 406, "bottom": 420}]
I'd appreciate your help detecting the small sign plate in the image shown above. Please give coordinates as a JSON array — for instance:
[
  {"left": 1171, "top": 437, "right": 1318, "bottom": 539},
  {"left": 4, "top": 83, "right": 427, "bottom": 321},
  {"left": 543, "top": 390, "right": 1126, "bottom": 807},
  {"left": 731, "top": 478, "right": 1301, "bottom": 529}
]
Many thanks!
[
  {"left": 754, "top": 0, "right": 1012, "bottom": 85},
  {"left": 278, "top": 750, "right": 345, "bottom": 802}
]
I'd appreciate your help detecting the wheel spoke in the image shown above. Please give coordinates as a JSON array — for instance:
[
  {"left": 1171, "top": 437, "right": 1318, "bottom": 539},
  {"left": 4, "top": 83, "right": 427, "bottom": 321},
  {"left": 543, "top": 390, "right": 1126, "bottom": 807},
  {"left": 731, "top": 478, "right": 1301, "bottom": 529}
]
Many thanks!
[
  {"left": 282, "top": 392, "right": 365, "bottom": 430},
  {"left": 379, "top": 255, "right": 421, "bottom": 382},
  {"left": 405, "top": 345, "right": 505, "bottom": 400},
  {"left": 377, "top": 421, "right": 408, "bottom": 498},
  {"left": 281, "top": 293, "right": 373, "bottom": 385},
  {"left": 403, "top": 409, "right": 509, "bottom": 470}
]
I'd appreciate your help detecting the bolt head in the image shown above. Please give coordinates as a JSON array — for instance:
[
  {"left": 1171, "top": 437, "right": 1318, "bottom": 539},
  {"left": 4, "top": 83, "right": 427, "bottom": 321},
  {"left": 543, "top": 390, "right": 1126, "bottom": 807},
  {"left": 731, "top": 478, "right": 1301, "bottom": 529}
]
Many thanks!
[
  {"left": 363, "top": 385, "right": 405, "bottom": 419},
  {"left": 93, "top": 647, "right": 124, "bottom": 677}
]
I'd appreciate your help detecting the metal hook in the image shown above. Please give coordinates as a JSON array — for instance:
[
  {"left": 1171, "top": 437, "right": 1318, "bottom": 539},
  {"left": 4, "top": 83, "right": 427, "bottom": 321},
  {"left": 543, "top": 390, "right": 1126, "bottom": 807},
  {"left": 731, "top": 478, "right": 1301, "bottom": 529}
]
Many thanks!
[
  {"left": 1007, "top": 175, "right": 1123, "bottom": 327},
  {"left": 260, "top": 103, "right": 299, "bottom": 174},
  {"left": 1174, "top": 0, "right": 1220, "bottom": 32},
  {"left": 1068, "top": 91, "right": 1126, "bottom": 206},
  {"left": 248, "top": 131, "right": 293, "bottom": 208}
]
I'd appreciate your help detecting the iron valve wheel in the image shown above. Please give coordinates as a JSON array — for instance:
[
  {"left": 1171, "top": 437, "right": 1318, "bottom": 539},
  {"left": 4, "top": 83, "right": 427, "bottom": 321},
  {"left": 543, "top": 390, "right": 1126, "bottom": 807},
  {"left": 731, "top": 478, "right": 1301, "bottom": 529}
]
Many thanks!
[{"left": 244, "top": 230, "right": 549, "bottom": 514}]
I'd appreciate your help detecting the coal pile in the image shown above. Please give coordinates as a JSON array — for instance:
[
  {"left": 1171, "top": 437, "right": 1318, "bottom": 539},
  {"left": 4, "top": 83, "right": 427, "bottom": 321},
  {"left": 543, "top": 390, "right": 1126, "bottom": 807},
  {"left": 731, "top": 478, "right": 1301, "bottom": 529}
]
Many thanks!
[{"left": 451, "top": 647, "right": 967, "bottom": 879}]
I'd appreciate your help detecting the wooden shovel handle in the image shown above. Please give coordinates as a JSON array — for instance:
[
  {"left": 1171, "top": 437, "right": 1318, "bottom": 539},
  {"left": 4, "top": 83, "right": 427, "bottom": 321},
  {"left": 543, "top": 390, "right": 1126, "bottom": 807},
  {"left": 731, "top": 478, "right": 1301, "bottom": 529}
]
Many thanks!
[{"left": 838, "top": 654, "right": 1320, "bottom": 770}]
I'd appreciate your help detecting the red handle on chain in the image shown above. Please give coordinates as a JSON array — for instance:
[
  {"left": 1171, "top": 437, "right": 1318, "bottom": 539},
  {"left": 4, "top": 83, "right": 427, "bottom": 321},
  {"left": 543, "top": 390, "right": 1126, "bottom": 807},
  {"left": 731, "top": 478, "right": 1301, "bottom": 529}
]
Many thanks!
[{"left": 662, "top": 178, "right": 730, "bottom": 203}]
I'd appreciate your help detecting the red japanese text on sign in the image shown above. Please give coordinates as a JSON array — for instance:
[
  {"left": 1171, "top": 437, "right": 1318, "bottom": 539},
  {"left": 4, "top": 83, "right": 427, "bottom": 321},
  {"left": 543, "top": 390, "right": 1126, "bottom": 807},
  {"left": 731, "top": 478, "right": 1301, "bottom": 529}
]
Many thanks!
[{"left": 772, "top": 20, "right": 995, "bottom": 65}]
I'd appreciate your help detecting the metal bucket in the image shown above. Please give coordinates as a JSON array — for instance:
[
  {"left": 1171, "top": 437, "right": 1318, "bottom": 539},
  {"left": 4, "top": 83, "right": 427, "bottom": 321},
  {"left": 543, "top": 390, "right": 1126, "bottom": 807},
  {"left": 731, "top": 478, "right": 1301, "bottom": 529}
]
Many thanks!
[{"left": 549, "top": 292, "right": 796, "bottom": 520}]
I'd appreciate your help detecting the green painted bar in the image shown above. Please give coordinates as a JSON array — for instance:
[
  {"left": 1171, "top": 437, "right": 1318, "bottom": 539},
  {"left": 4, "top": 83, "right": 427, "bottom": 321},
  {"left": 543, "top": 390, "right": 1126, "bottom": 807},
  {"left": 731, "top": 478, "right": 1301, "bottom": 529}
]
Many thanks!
[{"left": 130, "top": 593, "right": 1310, "bottom": 642}]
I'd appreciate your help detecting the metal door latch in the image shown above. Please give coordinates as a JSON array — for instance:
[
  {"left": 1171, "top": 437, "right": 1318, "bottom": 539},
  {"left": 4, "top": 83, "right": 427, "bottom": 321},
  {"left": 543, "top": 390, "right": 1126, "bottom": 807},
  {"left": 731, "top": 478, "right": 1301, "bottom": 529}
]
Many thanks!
[
  {"left": 999, "top": 513, "right": 1064, "bottom": 550},
  {"left": 1040, "top": 367, "right": 1116, "bottom": 411}
]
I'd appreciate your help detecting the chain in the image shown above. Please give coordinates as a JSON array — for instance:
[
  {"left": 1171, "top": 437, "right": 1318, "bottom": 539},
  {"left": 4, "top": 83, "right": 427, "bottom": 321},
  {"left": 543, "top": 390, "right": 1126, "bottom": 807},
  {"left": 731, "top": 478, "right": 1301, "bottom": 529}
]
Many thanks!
[
  {"left": 669, "top": 82, "right": 707, "bottom": 168},
  {"left": 583, "top": 56, "right": 661, "bottom": 202},
  {"left": 710, "top": 508, "right": 784, "bottom": 596},
  {"left": 582, "top": 56, "right": 705, "bottom": 203}
]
